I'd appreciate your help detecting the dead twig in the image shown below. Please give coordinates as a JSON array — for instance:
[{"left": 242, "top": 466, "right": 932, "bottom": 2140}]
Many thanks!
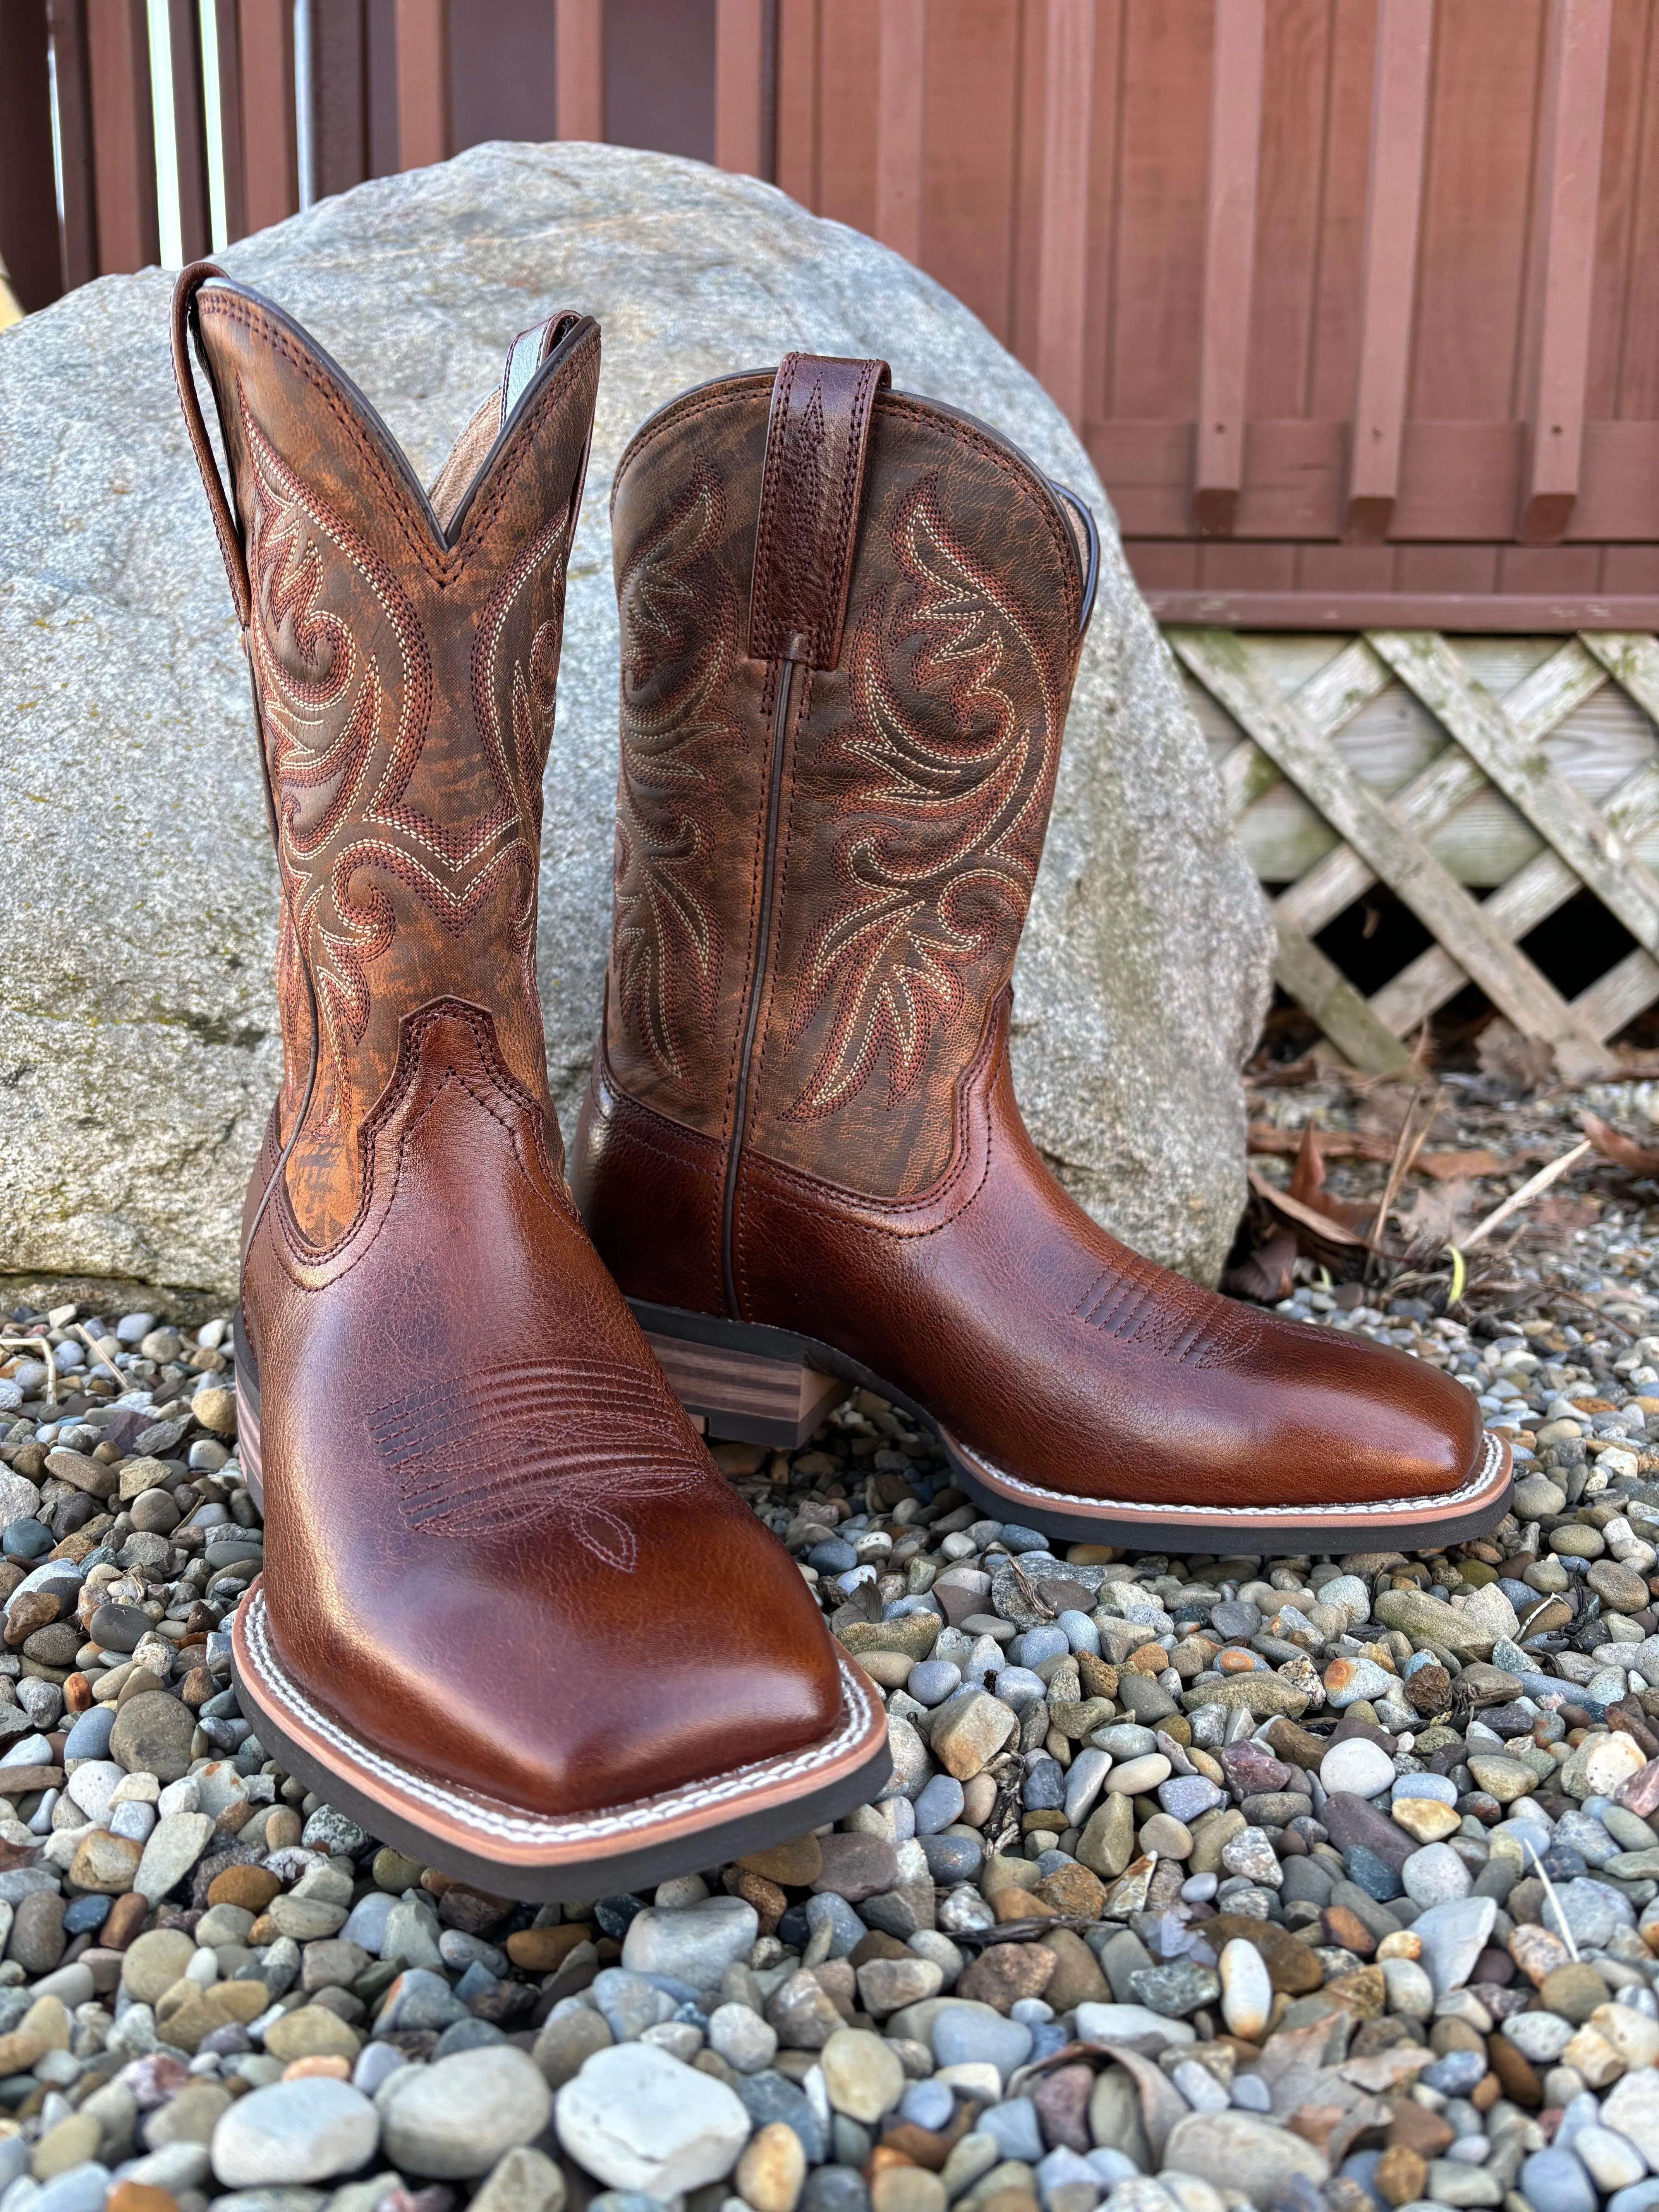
[
  {"left": 1462, "top": 1139, "right": 1594, "bottom": 1250},
  {"left": 1367, "top": 1083, "right": 1441, "bottom": 1259},
  {"left": 73, "top": 1324, "right": 123, "bottom": 1389},
  {"left": 0, "top": 1337, "right": 54, "bottom": 1408}
]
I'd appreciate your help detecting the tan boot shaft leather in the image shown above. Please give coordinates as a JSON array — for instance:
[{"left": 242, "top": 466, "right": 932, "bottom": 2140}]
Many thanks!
[
  {"left": 573, "top": 357, "right": 1509, "bottom": 1553},
  {"left": 174, "top": 280, "right": 884, "bottom": 1889}
]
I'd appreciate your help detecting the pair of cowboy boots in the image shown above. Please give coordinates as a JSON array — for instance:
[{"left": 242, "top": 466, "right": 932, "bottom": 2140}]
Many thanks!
[{"left": 172, "top": 266, "right": 1510, "bottom": 1898}]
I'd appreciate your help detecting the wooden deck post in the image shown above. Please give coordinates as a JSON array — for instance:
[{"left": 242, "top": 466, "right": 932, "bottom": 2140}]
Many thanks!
[
  {"left": 1345, "top": 0, "right": 1434, "bottom": 545},
  {"left": 1034, "top": 0, "right": 1096, "bottom": 433},
  {"left": 1518, "top": 0, "right": 1612, "bottom": 545},
  {"left": 1193, "top": 0, "right": 1265, "bottom": 538},
  {"left": 875, "top": 0, "right": 925, "bottom": 264},
  {"left": 556, "top": 0, "right": 603, "bottom": 141}
]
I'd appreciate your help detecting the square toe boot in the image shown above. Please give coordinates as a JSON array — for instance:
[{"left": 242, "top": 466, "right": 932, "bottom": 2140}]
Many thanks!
[
  {"left": 171, "top": 276, "right": 888, "bottom": 1897},
  {"left": 569, "top": 354, "right": 1512, "bottom": 1557}
]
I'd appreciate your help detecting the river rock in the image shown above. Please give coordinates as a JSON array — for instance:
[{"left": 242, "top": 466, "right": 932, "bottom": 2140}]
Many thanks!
[
  {"left": 377, "top": 2045, "right": 551, "bottom": 2179},
  {"left": 1218, "top": 1937, "right": 1272, "bottom": 2041},
  {"left": 1162, "top": 2112, "right": 1329, "bottom": 2207},
  {"left": 211, "top": 2080, "right": 379, "bottom": 2188},
  {"left": 620, "top": 1897, "right": 757, "bottom": 1986},
  {"left": 554, "top": 2041, "right": 750, "bottom": 2197},
  {"left": 468, "top": 2147, "right": 566, "bottom": 2212},
  {"left": 0, "top": 143, "right": 1267, "bottom": 1292},
  {"left": 109, "top": 1695, "right": 196, "bottom": 1786}
]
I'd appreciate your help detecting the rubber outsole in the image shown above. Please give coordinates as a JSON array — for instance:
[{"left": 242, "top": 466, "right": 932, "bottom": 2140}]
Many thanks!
[{"left": 626, "top": 1298, "right": 1515, "bottom": 1558}]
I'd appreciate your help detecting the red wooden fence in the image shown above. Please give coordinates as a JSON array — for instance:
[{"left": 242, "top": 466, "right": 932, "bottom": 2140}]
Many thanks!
[{"left": 5, "top": 0, "right": 1659, "bottom": 632}]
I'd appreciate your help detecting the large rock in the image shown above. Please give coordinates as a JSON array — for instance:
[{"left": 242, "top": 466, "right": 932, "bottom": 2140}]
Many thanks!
[{"left": 0, "top": 143, "right": 1271, "bottom": 1292}]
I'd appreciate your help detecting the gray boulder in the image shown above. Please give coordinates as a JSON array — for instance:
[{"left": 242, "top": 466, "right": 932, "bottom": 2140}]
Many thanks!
[{"left": 0, "top": 141, "right": 1271, "bottom": 1293}]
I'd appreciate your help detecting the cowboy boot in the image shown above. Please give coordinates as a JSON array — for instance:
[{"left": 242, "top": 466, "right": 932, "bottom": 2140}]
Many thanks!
[
  {"left": 172, "top": 278, "right": 888, "bottom": 1896},
  {"left": 570, "top": 354, "right": 1511, "bottom": 1555}
]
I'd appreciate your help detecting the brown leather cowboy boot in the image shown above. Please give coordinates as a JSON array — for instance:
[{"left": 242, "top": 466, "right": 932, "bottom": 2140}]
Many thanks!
[
  {"left": 570, "top": 354, "right": 1511, "bottom": 1556},
  {"left": 172, "top": 279, "right": 888, "bottom": 1896}
]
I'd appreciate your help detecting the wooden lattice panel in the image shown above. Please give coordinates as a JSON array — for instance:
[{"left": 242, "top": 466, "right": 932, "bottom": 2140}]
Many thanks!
[{"left": 1173, "top": 630, "right": 1659, "bottom": 1076}]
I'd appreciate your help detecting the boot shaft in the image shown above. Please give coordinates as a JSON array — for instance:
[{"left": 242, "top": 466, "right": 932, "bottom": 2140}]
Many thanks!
[
  {"left": 604, "top": 356, "right": 1096, "bottom": 1235},
  {"left": 175, "top": 270, "right": 598, "bottom": 1247}
]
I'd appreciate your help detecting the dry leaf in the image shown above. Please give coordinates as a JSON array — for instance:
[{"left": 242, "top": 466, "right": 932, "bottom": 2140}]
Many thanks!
[
  {"left": 1476, "top": 1018, "right": 1559, "bottom": 1093},
  {"left": 1584, "top": 1111, "right": 1659, "bottom": 1177},
  {"left": 1417, "top": 1149, "right": 1505, "bottom": 1182},
  {"left": 1283, "top": 1124, "right": 1376, "bottom": 1230},
  {"left": 1395, "top": 1178, "right": 1478, "bottom": 1255},
  {"left": 1530, "top": 1194, "right": 1602, "bottom": 1231},
  {"left": 1288, "top": 1123, "right": 1326, "bottom": 1212},
  {"left": 1223, "top": 1229, "right": 1297, "bottom": 1305},
  {"left": 1247, "top": 1169, "right": 1370, "bottom": 1273},
  {"left": 1247, "top": 1123, "right": 1395, "bottom": 1163}
]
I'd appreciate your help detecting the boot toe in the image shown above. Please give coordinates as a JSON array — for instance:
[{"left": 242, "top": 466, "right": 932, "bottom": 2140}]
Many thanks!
[
  {"left": 263, "top": 1486, "right": 848, "bottom": 1820},
  {"left": 1255, "top": 1317, "right": 1490, "bottom": 1503}
]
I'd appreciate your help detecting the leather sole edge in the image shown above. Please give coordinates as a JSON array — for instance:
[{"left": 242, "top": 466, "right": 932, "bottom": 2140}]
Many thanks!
[{"left": 627, "top": 1298, "right": 1515, "bottom": 1557}]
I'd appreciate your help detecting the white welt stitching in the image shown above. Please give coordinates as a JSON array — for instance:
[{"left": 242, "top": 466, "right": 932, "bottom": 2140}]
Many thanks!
[
  {"left": 240, "top": 1591, "right": 879, "bottom": 1845},
  {"left": 962, "top": 1430, "right": 1508, "bottom": 1518}
]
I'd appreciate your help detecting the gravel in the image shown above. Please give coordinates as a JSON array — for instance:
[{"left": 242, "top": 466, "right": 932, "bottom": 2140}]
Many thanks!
[{"left": 10, "top": 1116, "right": 1659, "bottom": 2212}]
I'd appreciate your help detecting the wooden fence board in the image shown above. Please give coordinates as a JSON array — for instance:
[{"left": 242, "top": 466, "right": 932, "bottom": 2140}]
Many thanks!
[
  {"left": 1035, "top": 0, "right": 1095, "bottom": 427},
  {"left": 1520, "top": 0, "right": 1613, "bottom": 543},
  {"left": 1193, "top": 0, "right": 1265, "bottom": 536},
  {"left": 874, "top": 0, "right": 924, "bottom": 261},
  {"left": 238, "top": 0, "right": 297, "bottom": 234},
  {"left": 45, "top": 0, "right": 97, "bottom": 289},
  {"left": 211, "top": 0, "right": 246, "bottom": 243},
  {"left": 395, "top": 0, "right": 448, "bottom": 168},
  {"left": 1, "top": 0, "right": 63, "bottom": 311},
  {"left": 556, "top": 0, "right": 603, "bottom": 139},
  {"left": 167, "top": 0, "right": 211, "bottom": 263},
  {"left": 85, "top": 0, "right": 157, "bottom": 273},
  {"left": 310, "top": 0, "right": 369, "bottom": 200},
  {"left": 11, "top": 0, "right": 1659, "bottom": 630},
  {"left": 715, "top": 0, "right": 769, "bottom": 173},
  {"left": 1347, "top": 0, "right": 1433, "bottom": 541}
]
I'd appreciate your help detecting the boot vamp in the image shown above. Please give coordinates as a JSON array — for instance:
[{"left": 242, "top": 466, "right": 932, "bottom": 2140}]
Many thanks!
[
  {"left": 741, "top": 1071, "right": 1484, "bottom": 1514},
  {"left": 913, "top": 1226, "right": 1485, "bottom": 1511},
  {"left": 247, "top": 1013, "right": 843, "bottom": 1817}
]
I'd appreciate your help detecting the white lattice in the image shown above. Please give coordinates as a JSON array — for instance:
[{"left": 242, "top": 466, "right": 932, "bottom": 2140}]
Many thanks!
[{"left": 1173, "top": 630, "right": 1659, "bottom": 1073}]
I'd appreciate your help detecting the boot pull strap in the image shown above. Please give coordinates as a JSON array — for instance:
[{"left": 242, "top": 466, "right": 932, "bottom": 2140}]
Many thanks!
[
  {"left": 748, "top": 351, "right": 890, "bottom": 669},
  {"left": 499, "top": 310, "right": 586, "bottom": 429},
  {"left": 171, "top": 261, "right": 251, "bottom": 629}
]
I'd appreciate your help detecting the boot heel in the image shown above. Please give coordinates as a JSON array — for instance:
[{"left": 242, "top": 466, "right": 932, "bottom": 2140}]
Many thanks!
[{"left": 635, "top": 1306, "right": 850, "bottom": 1449}]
